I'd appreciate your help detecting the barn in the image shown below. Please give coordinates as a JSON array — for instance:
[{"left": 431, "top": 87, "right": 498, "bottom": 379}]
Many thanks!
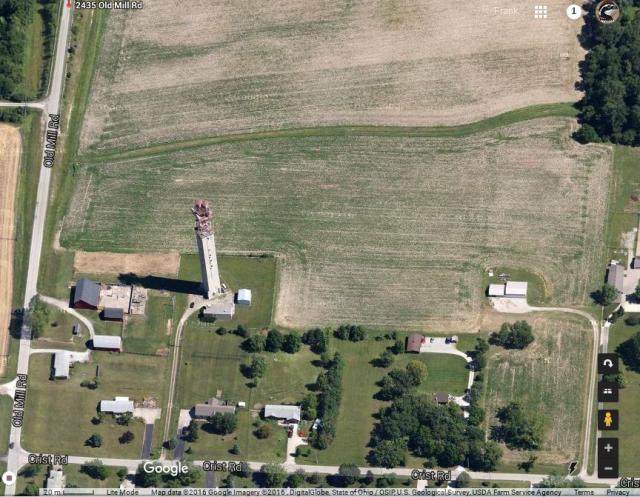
[{"left": 73, "top": 278, "right": 100, "bottom": 309}]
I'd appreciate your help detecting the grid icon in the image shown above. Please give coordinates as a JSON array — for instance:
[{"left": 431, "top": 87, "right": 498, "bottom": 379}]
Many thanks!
[{"left": 534, "top": 5, "right": 548, "bottom": 18}]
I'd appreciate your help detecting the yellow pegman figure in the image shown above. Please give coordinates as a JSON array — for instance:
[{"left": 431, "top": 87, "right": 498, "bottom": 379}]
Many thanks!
[{"left": 604, "top": 411, "right": 613, "bottom": 428}]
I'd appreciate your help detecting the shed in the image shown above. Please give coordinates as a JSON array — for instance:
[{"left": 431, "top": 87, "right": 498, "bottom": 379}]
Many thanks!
[
  {"left": 53, "top": 351, "right": 70, "bottom": 379},
  {"left": 264, "top": 404, "right": 301, "bottom": 423},
  {"left": 72, "top": 323, "right": 80, "bottom": 336},
  {"left": 606, "top": 263, "right": 625, "bottom": 294},
  {"left": 100, "top": 396, "right": 134, "bottom": 414},
  {"left": 237, "top": 289, "right": 252, "bottom": 305},
  {"left": 193, "top": 398, "right": 236, "bottom": 418},
  {"left": 73, "top": 278, "right": 100, "bottom": 309},
  {"left": 103, "top": 307, "right": 124, "bottom": 322},
  {"left": 504, "top": 281, "right": 528, "bottom": 298},
  {"left": 92, "top": 334, "right": 122, "bottom": 351},
  {"left": 46, "top": 469, "right": 66, "bottom": 489},
  {"left": 405, "top": 333, "right": 424, "bottom": 353},
  {"left": 203, "top": 300, "right": 235, "bottom": 321},
  {"left": 488, "top": 283, "right": 505, "bottom": 297},
  {"left": 433, "top": 392, "right": 450, "bottom": 405}
]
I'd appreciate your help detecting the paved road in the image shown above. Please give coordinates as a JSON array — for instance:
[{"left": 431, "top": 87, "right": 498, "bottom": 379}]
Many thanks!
[
  {"left": 141, "top": 424, "right": 154, "bottom": 460},
  {"left": 4, "top": 1, "right": 73, "bottom": 494}
]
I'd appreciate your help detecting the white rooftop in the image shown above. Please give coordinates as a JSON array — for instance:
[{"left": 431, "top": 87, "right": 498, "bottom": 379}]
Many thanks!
[
  {"left": 100, "top": 396, "right": 134, "bottom": 414},
  {"left": 93, "top": 334, "right": 122, "bottom": 349},
  {"left": 488, "top": 284, "right": 505, "bottom": 297},
  {"left": 237, "top": 288, "right": 252, "bottom": 303},
  {"left": 264, "top": 404, "right": 301, "bottom": 422},
  {"left": 46, "top": 469, "right": 65, "bottom": 489},
  {"left": 505, "top": 281, "right": 528, "bottom": 296},
  {"left": 53, "top": 351, "right": 70, "bottom": 378}
]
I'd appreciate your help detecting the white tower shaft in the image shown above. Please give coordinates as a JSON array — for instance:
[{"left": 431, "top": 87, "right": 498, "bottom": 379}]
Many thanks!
[{"left": 192, "top": 199, "right": 222, "bottom": 299}]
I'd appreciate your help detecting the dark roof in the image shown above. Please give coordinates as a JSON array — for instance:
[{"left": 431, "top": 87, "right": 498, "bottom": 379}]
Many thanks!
[
  {"left": 405, "top": 333, "right": 424, "bottom": 353},
  {"left": 606, "top": 264, "right": 624, "bottom": 293},
  {"left": 103, "top": 307, "right": 124, "bottom": 320},
  {"left": 74, "top": 278, "right": 100, "bottom": 307},
  {"left": 433, "top": 392, "right": 449, "bottom": 404}
]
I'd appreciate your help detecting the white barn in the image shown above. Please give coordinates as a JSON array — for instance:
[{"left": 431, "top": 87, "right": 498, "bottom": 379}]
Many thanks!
[
  {"left": 488, "top": 284, "right": 505, "bottom": 297},
  {"left": 237, "top": 288, "right": 252, "bottom": 305},
  {"left": 504, "top": 281, "right": 528, "bottom": 298},
  {"left": 53, "top": 352, "right": 70, "bottom": 379}
]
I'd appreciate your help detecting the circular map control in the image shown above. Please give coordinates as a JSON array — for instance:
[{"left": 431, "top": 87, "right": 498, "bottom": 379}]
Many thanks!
[{"left": 595, "top": 1, "right": 620, "bottom": 23}]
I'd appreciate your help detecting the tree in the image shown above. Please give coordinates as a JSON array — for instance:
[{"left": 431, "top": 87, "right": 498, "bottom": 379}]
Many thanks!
[
  {"left": 208, "top": 412, "right": 238, "bottom": 435},
  {"left": 286, "top": 470, "right": 306, "bottom": 488},
  {"left": 23, "top": 484, "right": 39, "bottom": 496},
  {"left": 617, "top": 332, "right": 640, "bottom": 372},
  {"left": 136, "top": 464, "right": 161, "bottom": 487},
  {"left": 119, "top": 431, "right": 135, "bottom": 444},
  {"left": 405, "top": 360, "right": 428, "bottom": 385},
  {"left": 456, "top": 472, "right": 471, "bottom": 488},
  {"left": 215, "top": 326, "right": 228, "bottom": 335},
  {"left": 626, "top": 315, "right": 640, "bottom": 326},
  {"left": 117, "top": 412, "right": 132, "bottom": 425},
  {"left": 85, "top": 433, "right": 103, "bottom": 448},
  {"left": 19, "top": 465, "right": 42, "bottom": 478},
  {"left": 490, "top": 321, "right": 534, "bottom": 349},
  {"left": 243, "top": 334, "right": 266, "bottom": 353},
  {"left": 368, "top": 439, "right": 407, "bottom": 468},
  {"left": 184, "top": 419, "right": 199, "bottom": 442},
  {"left": 376, "top": 350, "right": 394, "bottom": 368},
  {"left": 538, "top": 474, "right": 585, "bottom": 488},
  {"left": 230, "top": 443, "right": 240, "bottom": 455},
  {"left": 266, "top": 329, "right": 284, "bottom": 352},
  {"left": 595, "top": 284, "right": 620, "bottom": 306},
  {"left": 494, "top": 402, "right": 543, "bottom": 450},
  {"left": 234, "top": 324, "right": 248, "bottom": 338},
  {"left": 116, "top": 468, "right": 128, "bottom": 481},
  {"left": 303, "top": 328, "right": 328, "bottom": 353},
  {"left": 261, "top": 463, "right": 287, "bottom": 488},
  {"left": 334, "top": 324, "right": 366, "bottom": 341},
  {"left": 248, "top": 355, "right": 267, "bottom": 379},
  {"left": 27, "top": 296, "right": 49, "bottom": 339},
  {"left": 301, "top": 393, "right": 318, "bottom": 420},
  {"left": 518, "top": 454, "right": 538, "bottom": 473},
  {"left": 390, "top": 339, "right": 404, "bottom": 354},
  {"left": 282, "top": 332, "right": 302, "bottom": 353},
  {"left": 81, "top": 460, "right": 111, "bottom": 480},
  {"left": 254, "top": 423, "right": 272, "bottom": 439},
  {"left": 337, "top": 463, "right": 361, "bottom": 486},
  {"left": 164, "top": 438, "right": 177, "bottom": 450},
  {"left": 223, "top": 474, "right": 236, "bottom": 488},
  {"left": 635, "top": 283, "right": 640, "bottom": 302}
]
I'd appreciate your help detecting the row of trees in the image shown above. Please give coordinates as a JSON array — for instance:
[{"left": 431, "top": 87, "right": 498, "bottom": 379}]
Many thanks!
[
  {"left": 243, "top": 329, "right": 301, "bottom": 354},
  {"left": 575, "top": 0, "right": 640, "bottom": 145},
  {"left": 334, "top": 324, "right": 366, "bottom": 342},
  {"left": 489, "top": 321, "right": 534, "bottom": 350},
  {"left": 308, "top": 352, "right": 345, "bottom": 449}
]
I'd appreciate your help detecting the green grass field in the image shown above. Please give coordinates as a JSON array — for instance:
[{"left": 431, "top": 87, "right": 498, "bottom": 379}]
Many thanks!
[
  {"left": 0, "top": 396, "right": 12, "bottom": 457},
  {"left": 124, "top": 293, "right": 173, "bottom": 354},
  {"left": 482, "top": 315, "right": 593, "bottom": 470},
  {"left": 32, "top": 304, "right": 89, "bottom": 351},
  {"left": 22, "top": 352, "right": 169, "bottom": 458},
  {"left": 604, "top": 314, "right": 640, "bottom": 476}
]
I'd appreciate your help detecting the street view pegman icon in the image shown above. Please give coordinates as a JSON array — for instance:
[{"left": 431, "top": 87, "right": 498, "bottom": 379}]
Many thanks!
[{"left": 598, "top": 409, "right": 619, "bottom": 430}]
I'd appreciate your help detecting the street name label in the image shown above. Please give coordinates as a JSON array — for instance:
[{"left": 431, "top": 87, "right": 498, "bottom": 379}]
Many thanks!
[
  {"left": 75, "top": 1, "right": 144, "bottom": 9},
  {"left": 11, "top": 374, "right": 27, "bottom": 427},
  {"left": 43, "top": 113, "right": 59, "bottom": 168}
]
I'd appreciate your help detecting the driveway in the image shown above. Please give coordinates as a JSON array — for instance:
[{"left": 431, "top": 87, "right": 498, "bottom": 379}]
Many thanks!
[{"left": 39, "top": 295, "right": 95, "bottom": 338}]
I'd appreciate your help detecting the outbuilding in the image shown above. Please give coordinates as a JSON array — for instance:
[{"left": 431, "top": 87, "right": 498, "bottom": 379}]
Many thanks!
[
  {"left": 433, "top": 392, "right": 450, "bottom": 405},
  {"left": 237, "top": 289, "right": 252, "bottom": 305},
  {"left": 46, "top": 469, "right": 66, "bottom": 490},
  {"left": 100, "top": 396, "right": 134, "bottom": 414},
  {"left": 203, "top": 299, "right": 235, "bottom": 321},
  {"left": 606, "top": 262, "right": 625, "bottom": 294},
  {"left": 193, "top": 398, "right": 236, "bottom": 418},
  {"left": 488, "top": 283, "right": 505, "bottom": 297},
  {"left": 92, "top": 334, "right": 122, "bottom": 352},
  {"left": 504, "top": 281, "right": 528, "bottom": 298},
  {"left": 73, "top": 278, "right": 100, "bottom": 309},
  {"left": 53, "top": 351, "right": 70, "bottom": 379},
  {"left": 264, "top": 404, "right": 301, "bottom": 423},
  {"left": 405, "top": 333, "right": 424, "bottom": 353},
  {"left": 102, "top": 307, "right": 124, "bottom": 322}
]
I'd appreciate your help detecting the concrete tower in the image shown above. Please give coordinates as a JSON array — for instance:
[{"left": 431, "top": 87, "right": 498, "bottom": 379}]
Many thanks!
[{"left": 192, "top": 199, "right": 222, "bottom": 299}]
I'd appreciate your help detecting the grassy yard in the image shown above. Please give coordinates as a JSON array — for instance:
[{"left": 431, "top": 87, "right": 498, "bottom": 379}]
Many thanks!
[
  {"left": 183, "top": 410, "right": 288, "bottom": 463},
  {"left": 32, "top": 304, "right": 89, "bottom": 351},
  {"left": 124, "top": 293, "right": 173, "bottom": 354},
  {"left": 22, "top": 352, "right": 169, "bottom": 458},
  {"left": 605, "top": 314, "right": 640, "bottom": 477},
  {"left": 0, "top": 396, "right": 12, "bottom": 457},
  {"left": 482, "top": 315, "right": 592, "bottom": 471}
]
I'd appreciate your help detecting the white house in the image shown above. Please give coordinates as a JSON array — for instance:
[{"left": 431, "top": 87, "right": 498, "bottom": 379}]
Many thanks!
[
  {"left": 53, "top": 351, "right": 70, "bottom": 379},
  {"left": 100, "top": 396, "right": 134, "bottom": 414},
  {"left": 264, "top": 404, "right": 301, "bottom": 423},
  {"left": 237, "top": 289, "right": 252, "bottom": 305}
]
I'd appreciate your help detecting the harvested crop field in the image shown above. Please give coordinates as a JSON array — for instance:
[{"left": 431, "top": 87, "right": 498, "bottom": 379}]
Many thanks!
[
  {"left": 63, "top": 118, "right": 610, "bottom": 330},
  {"left": 0, "top": 125, "right": 21, "bottom": 374},
  {"left": 80, "top": 0, "right": 584, "bottom": 153},
  {"left": 74, "top": 250, "right": 180, "bottom": 276},
  {"left": 482, "top": 315, "right": 593, "bottom": 465}
]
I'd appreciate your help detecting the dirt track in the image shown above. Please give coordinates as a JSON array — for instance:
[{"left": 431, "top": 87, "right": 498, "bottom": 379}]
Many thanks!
[
  {"left": 74, "top": 250, "right": 180, "bottom": 276},
  {"left": 0, "top": 125, "right": 21, "bottom": 374}
]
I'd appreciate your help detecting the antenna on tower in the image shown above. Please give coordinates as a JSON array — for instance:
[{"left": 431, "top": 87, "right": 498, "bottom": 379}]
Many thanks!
[{"left": 192, "top": 199, "right": 212, "bottom": 237}]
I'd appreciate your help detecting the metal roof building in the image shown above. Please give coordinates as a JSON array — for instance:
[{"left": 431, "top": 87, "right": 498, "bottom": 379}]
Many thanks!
[
  {"left": 488, "top": 284, "right": 505, "bottom": 297},
  {"left": 92, "top": 334, "right": 122, "bottom": 351},
  {"left": 46, "top": 469, "right": 66, "bottom": 489},
  {"left": 203, "top": 298, "right": 235, "bottom": 321},
  {"left": 237, "top": 289, "right": 252, "bottom": 305},
  {"left": 73, "top": 278, "right": 100, "bottom": 309},
  {"left": 100, "top": 396, "right": 134, "bottom": 414},
  {"left": 504, "top": 281, "right": 528, "bottom": 298},
  {"left": 405, "top": 333, "right": 424, "bottom": 353},
  {"left": 103, "top": 307, "right": 124, "bottom": 321},
  {"left": 607, "top": 263, "right": 625, "bottom": 293},
  {"left": 264, "top": 404, "right": 301, "bottom": 423},
  {"left": 53, "top": 351, "right": 70, "bottom": 379},
  {"left": 194, "top": 398, "right": 236, "bottom": 418}
]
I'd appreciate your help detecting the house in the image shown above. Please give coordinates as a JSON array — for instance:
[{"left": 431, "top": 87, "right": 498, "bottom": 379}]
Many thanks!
[
  {"left": 405, "top": 333, "right": 424, "bottom": 353},
  {"left": 102, "top": 307, "right": 124, "bottom": 322},
  {"left": 92, "top": 334, "right": 122, "bottom": 352},
  {"left": 193, "top": 398, "right": 236, "bottom": 418},
  {"left": 433, "top": 392, "right": 450, "bottom": 405},
  {"left": 202, "top": 299, "right": 235, "bottom": 321},
  {"left": 73, "top": 278, "right": 100, "bottom": 309},
  {"left": 237, "top": 289, "right": 252, "bottom": 305},
  {"left": 46, "top": 469, "right": 66, "bottom": 490},
  {"left": 488, "top": 283, "right": 505, "bottom": 297},
  {"left": 504, "top": 281, "right": 528, "bottom": 298},
  {"left": 607, "top": 262, "right": 625, "bottom": 294},
  {"left": 53, "top": 351, "right": 70, "bottom": 379},
  {"left": 100, "top": 396, "right": 134, "bottom": 414},
  {"left": 264, "top": 404, "right": 301, "bottom": 423}
]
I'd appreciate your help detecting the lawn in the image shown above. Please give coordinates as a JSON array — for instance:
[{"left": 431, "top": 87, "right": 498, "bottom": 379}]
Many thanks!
[
  {"left": 0, "top": 396, "right": 12, "bottom": 457},
  {"left": 62, "top": 118, "right": 611, "bottom": 331},
  {"left": 22, "top": 352, "right": 170, "bottom": 458},
  {"left": 32, "top": 303, "right": 89, "bottom": 351},
  {"left": 482, "top": 315, "right": 593, "bottom": 470},
  {"left": 124, "top": 293, "right": 173, "bottom": 354},
  {"left": 604, "top": 314, "right": 640, "bottom": 477},
  {"left": 183, "top": 410, "right": 287, "bottom": 463},
  {"left": 396, "top": 353, "right": 469, "bottom": 397}
]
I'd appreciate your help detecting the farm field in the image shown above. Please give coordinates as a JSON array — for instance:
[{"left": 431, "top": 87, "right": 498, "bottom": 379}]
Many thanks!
[
  {"left": 80, "top": 0, "right": 584, "bottom": 153},
  {"left": 482, "top": 315, "right": 593, "bottom": 469},
  {"left": 21, "top": 352, "right": 170, "bottom": 458},
  {"left": 604, "top": 315, "right": 640, "bottom": 477},
  {"left": 63, "top": 118, "right": 611, "bottom": 330}
]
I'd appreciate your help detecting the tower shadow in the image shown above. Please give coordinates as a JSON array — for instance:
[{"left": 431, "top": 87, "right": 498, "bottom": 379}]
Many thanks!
[{"left": 117, "top": 272, "right": 201, "bottom": 295}]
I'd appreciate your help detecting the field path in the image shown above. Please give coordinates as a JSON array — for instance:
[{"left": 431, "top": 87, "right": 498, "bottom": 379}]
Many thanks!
[{"left": 0, "top": 125, "right": 22, "bottom": 375}]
